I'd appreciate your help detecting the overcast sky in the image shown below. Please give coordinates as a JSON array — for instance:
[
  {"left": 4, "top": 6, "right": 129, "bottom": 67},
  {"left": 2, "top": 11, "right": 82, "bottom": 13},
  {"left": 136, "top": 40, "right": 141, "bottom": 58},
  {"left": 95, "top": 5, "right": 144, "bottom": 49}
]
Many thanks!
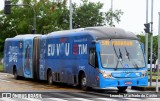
[{"left": 0, "top": 0, "right": 160, "bottom": 35}]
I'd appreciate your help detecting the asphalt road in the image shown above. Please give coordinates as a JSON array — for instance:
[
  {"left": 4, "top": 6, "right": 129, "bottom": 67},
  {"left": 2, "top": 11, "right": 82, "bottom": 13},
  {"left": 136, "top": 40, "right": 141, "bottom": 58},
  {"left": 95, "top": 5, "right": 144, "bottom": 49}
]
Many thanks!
[{"left": 0, "top": 72, "right": 159, "bottom": 101}]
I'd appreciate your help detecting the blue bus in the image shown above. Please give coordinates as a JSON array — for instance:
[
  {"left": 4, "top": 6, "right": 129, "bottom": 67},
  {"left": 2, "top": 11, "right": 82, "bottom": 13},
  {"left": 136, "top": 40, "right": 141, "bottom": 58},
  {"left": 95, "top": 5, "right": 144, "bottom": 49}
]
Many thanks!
[{"left": 3, "top": 26, "right": 148, "bottom": 92}]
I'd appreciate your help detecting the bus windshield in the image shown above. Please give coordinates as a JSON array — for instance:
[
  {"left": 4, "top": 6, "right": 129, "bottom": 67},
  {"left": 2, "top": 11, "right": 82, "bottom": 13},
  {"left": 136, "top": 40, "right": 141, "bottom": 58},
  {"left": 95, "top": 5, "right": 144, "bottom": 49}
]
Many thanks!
[{"left": 99, "top": 39, "right": 145, "bottom": 68}]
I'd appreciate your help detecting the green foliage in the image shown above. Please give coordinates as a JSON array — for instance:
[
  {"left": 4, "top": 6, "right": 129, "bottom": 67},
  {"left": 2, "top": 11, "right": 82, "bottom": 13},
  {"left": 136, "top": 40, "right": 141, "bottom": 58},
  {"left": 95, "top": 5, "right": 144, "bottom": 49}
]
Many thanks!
[
  {"left": 0, "top": 64, "right": 3, "bottom": 72},
  {"left": 138, "top": 34, "right": 158, "bottom": 63},
  {"left": 0, "top": 0, "right": 123, "bottom": 54},
  {"left": 105, "top": 9, "right": 124, "bottom": 26},
  {"left": 72, "top": 1, "right": 105, "bottom": 28}
]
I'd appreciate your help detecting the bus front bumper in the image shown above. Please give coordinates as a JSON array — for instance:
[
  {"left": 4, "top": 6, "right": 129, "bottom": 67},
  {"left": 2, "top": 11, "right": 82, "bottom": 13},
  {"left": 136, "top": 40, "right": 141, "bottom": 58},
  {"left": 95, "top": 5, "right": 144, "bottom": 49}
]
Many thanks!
[{"left": 99, "top": 76, "right": 148, "bottom": 88}]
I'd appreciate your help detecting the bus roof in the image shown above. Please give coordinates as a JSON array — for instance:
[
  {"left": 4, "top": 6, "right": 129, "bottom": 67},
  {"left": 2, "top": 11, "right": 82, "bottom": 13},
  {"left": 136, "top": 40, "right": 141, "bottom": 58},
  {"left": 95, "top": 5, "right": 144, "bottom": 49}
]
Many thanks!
[
  {"left": 14, "top": 34, "right": 41, "bottom": 38},
  {"left": 48, "top": 26, "right": 138, "bottom": 40},
  {"left": 5, "top": 34, "right": 42, "bottom": 41},
  {"left": 84, "top": 26, "right": 138, "bottom": 40}
]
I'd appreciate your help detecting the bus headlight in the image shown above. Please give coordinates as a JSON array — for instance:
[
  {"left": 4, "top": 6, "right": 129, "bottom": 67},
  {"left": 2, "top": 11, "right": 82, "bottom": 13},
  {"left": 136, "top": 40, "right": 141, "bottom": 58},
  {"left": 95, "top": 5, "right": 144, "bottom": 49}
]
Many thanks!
[
  {"left": 102, "top": 73, "right": 112, "bottom": 78},
  {"left": 142, "top": 71, "right": 148, "bottom": 77},
  {"left": 100, "top": 70, "right": 112, "bottom": 78}
]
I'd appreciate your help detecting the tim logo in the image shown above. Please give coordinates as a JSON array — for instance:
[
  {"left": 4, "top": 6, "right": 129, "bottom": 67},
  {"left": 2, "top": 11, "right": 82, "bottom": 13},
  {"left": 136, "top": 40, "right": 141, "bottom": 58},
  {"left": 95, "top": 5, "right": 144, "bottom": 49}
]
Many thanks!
[{"left": 2, "top": 93, "right": 11, "bottom": 98}]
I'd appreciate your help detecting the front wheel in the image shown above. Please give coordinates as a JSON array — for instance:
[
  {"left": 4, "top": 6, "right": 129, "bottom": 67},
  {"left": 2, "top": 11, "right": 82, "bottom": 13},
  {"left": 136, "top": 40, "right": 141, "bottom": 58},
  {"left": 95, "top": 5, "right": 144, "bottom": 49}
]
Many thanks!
[
  {"left": 81, "top": 74, "right": 88, "bottom": 91},
  {"left": 48, "top": 70, "right": 53, "bottom": 85},
  {"left": 117, "top": 86, "right": 127, "bottom": 92},
  {"left": 13, "top": 69, "right": 19, "bottom": 79}
]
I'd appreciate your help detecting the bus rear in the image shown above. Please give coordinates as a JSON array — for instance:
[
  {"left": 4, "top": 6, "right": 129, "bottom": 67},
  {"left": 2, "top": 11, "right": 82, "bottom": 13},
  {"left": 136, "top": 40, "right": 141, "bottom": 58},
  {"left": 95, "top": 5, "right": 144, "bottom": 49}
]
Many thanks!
[{"left": 97, "top": 39, "right": 147, "bottom": 91}]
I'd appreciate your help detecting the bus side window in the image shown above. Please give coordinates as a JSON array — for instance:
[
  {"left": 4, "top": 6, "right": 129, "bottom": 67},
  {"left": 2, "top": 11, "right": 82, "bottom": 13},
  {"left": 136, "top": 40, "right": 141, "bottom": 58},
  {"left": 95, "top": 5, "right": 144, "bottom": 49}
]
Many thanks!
[{"left": 89, "top": 48, "right": 98, "bottom": 68}]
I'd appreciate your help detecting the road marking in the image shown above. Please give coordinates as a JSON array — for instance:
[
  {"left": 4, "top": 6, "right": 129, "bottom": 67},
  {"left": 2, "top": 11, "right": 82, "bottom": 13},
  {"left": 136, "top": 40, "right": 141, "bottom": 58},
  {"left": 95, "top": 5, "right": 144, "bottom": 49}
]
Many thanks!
[
  {"left": 51, "top": 92, "right": 75, "bottom": 98},
  {"left": 22, "top": 98, "right": 42, "bottom": 101},
  {"left": 47, "top": 98, "right": 68, "bottom": 101},
  {"left": 67, "top": 92, "right": 101, "bottom": 98},
  {"left": 0, "top": 98, "right": 16, "bottom": 101},
  {"left": 2, "top": 75, "right": 8, "bottom": 77},
  {"left": 96, "top": 98, "right": 117, "bottom": 101},
  {"left": 0, "top": 79, "right": 10, "bottom": 82},
  {"left": 123, "top": 98, "right": 140, "bottom": 100},
  {"left": 146, "top": 98, "right": 160, "bottom": 100},
  {"left": 72, "top": 98, "right": 93, "bottom": 101}
]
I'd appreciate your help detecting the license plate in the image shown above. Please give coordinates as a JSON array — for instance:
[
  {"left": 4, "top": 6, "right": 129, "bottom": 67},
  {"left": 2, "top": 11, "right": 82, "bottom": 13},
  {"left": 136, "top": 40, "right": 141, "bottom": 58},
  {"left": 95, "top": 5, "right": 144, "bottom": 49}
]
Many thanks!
[{"left": 125, "top": 82, "right": 132, "bottom": 85}]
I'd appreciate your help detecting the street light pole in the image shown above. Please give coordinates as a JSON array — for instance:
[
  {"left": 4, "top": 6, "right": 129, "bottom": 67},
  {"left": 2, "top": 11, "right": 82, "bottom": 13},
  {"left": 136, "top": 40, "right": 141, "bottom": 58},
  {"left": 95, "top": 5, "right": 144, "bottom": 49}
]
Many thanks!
[
  {"left": 69, "top": 0, "right": 73, "bottom": 30},
  {"left": 111, "top": 0, "right": 113, "bottom": 27},
  {"left": 150, "top": 0, "right": 154, "bottom": 86},
  {"left": 157, "top": 12, "right": 160, "bottom": 92},
  {"left": 145, "top": 0, "right": 149, "bottom": 84}
]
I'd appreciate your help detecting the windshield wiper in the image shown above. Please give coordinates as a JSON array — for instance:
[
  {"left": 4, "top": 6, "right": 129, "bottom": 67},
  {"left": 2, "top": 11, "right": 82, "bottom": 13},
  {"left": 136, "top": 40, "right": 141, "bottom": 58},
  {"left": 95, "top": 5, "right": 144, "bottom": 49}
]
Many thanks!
[
  {"left": 125, "top": 47, "right": 130, "bottom": 60},
  {"left": 125, "top": 47, "right": 139, "bottom": 69},
  {"left": 113, "top": 44, "right": 124, "bottom": 70},
  {"left": 119, "top": 48, "right": 123, "bottom": 59}
]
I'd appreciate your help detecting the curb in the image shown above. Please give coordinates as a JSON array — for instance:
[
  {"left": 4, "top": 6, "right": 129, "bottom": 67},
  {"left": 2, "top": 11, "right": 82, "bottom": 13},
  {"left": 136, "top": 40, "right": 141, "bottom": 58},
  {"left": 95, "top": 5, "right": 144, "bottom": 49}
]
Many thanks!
[
  {"left": 131, "top": 86, "right": 160, "bottom": 91},
  {"left": 148, "top": 79, "right": 160, "bottom": 82}
]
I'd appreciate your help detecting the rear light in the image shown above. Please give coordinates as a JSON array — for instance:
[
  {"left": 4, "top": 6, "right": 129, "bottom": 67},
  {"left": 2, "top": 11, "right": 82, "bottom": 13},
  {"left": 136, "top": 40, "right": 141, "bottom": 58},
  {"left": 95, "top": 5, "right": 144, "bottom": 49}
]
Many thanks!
[{"left": 96, "top": 76, "right": 99, "bottom": 80}]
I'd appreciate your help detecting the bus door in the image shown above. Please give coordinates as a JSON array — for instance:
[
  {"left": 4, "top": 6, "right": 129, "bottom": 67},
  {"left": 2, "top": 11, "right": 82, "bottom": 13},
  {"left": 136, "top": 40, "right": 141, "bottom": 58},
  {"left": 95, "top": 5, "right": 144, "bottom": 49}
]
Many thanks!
[
  {"left": 17, "top": 40, "right": 23, "bottom": 76},
  {"left": 89, "top": 47, "right": 99, "bottom": 87},
  {"left": 23, "top": 38, "right": 34, "bottom": 78},
  {"left": 39, "top": 36, "right": 46, "bottom": 80},
  {"left": 33, "top": 37, "right": 40, "bottom": 79},
  {"left": 4, "top": 41, "right": 10, "bottom": 73}
]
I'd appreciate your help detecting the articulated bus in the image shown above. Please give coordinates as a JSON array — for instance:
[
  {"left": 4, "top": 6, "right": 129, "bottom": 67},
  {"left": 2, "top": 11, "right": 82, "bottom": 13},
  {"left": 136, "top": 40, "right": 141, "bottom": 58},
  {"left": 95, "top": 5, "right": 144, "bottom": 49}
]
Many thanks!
[{"left": 3, "top": 26, "right": 148, "bottom": 92}]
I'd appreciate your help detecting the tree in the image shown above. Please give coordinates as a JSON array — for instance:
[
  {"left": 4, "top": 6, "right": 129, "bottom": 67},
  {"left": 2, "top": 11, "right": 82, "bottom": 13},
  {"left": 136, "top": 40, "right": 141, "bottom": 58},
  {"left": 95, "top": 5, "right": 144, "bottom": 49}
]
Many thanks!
[
  {"left": 72, "top": 1, "right": 105, "bottom": 28},
  {"left": 137, "top": 34, "right": 158, "bottom": 63},
  {"left": 0, "top": 0, "right": 124, "bottom": 56},
  {"left": 72, "top": 0, "right": 123, "bottom": 28},
  {"left": 105, "top": 9, "right": 124, "bottom": 26}
]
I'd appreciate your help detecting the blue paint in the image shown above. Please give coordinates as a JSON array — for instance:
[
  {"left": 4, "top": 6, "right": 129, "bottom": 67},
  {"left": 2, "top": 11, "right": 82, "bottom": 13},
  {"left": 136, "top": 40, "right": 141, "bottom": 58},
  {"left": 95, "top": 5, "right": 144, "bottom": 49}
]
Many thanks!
[
  {"left": 3, "top": 27, "right": 148, "bottom": 89},
  {"left": 124, "top": 64, "right": 129, "bottom": 68},
  {"left": 23, "top": 38, "right": 33, "bottom": 78}
]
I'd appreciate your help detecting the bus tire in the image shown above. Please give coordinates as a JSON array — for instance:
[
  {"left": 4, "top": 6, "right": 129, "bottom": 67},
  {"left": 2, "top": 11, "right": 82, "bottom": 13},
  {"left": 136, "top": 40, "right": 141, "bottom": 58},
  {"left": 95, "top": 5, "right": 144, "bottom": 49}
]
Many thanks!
[
  {"left": 48, "top": 70, "right": 53, "bottom": 85},
  {"left": 13, "top": 68, "right": 19, "bottom": 80},
  {"left": 81, "top": 74, "right": 88, "bottom": 91},
  {"left": 117, "top": 86, "right": 127, "bottom": 92}
]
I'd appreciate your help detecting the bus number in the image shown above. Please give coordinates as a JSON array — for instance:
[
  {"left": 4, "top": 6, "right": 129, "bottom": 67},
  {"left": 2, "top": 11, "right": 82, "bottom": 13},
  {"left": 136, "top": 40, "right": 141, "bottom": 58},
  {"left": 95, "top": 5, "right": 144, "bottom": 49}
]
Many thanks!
[{"left": 101, "top": 40, "right": 110, "bottom": 45}]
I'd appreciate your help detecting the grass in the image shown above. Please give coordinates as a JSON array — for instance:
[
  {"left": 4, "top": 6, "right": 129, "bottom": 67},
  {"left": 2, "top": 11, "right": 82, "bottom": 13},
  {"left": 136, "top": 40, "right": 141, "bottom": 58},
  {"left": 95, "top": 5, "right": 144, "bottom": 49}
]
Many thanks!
[
  {"left": 148, "top": 71, "right": 160, "bottom": 80},
  {"left": 148, "top": 75, "right": 160, "bottom": 81},
  {"left": 148, "top": 71, "right": 159, "bottom": 75},
  {"left": 148, "top": 75, "right": 160, "bottom": 80},
  {"left": 0, "top": 63, "right": 3, "bottom": 72}
]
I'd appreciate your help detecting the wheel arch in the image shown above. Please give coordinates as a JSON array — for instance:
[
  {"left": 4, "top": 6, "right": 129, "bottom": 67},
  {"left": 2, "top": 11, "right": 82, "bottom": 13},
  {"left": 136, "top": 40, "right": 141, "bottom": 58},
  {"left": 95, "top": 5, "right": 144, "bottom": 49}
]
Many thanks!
[
  {"left": 47, "top": 68, "right": 52, "bottom": 80},
  {"left": 78, "top": 70, "right": 85, "bottom": 86},
  {"left": 12, "top": 64, "right": 17, "bottom": 74}
]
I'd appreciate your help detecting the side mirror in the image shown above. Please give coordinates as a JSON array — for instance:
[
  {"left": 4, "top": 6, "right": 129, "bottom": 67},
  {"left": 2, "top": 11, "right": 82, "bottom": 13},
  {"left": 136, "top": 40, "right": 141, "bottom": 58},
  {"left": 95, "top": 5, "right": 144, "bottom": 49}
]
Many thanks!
[
  {"left": 140, "top": 42, "right": 145, "bottom": 54},
  {"left": 91, "top": 40, "right": 98, "bottom": 44}
]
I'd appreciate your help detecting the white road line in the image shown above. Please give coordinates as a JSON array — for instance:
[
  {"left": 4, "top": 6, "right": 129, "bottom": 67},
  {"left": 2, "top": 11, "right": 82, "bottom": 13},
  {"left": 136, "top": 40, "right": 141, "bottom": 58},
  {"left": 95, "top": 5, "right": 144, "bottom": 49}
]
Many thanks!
[
  {"left": 67, "top": 92, "right": 100, "bottom": 98},
  {"left": 96, "top": 98, "right": 117, "bottom": 101},
  {"left": 0, "top": 98, "right": 16, "bottom": 101},
  {"left": 47, "top": 98, "right": 68, "bottom": 101},
  {"left": 22, "top": 98, "right": 42, "bottom": 101},
  {"left": 51, "top": 93, "right": 74, "bottom": 98},
  {"left": 72, "top": 98, "right": 93, "bottom": 101},
  {"left": 123, "top": 98, "right": 140, "bottom": 100},
  {"left": 2, "top": 75, "right": 8, "bottom": 77},
  {"left": 146, "top": 98, "right": 160, "bottom": 100},
  {"left": 0, "top": 79, "right": 11, "bottom": 82}
]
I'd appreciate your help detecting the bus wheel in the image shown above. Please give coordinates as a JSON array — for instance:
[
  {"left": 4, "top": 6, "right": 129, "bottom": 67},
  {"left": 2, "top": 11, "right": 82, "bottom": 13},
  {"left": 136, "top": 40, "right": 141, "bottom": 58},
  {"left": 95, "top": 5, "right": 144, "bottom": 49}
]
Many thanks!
[
  {"left": 117, "top": 86, "right": 127, "bottom": 92},
  {"left": 81, "top": 74, "right": 88, "bottom": 91},
  {"left": 48, "top": 70, "right": 53, "bottom": 85},
  {"left": 13, "top": 68, "right": 18, "bottom": 79}
]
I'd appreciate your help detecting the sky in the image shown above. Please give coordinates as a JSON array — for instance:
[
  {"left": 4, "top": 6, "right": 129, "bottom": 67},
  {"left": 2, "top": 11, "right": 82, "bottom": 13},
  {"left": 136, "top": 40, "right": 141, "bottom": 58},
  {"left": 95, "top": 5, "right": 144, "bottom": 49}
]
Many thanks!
[{"left": 0, "top": 0, "right": 160, "bottom": 35}]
